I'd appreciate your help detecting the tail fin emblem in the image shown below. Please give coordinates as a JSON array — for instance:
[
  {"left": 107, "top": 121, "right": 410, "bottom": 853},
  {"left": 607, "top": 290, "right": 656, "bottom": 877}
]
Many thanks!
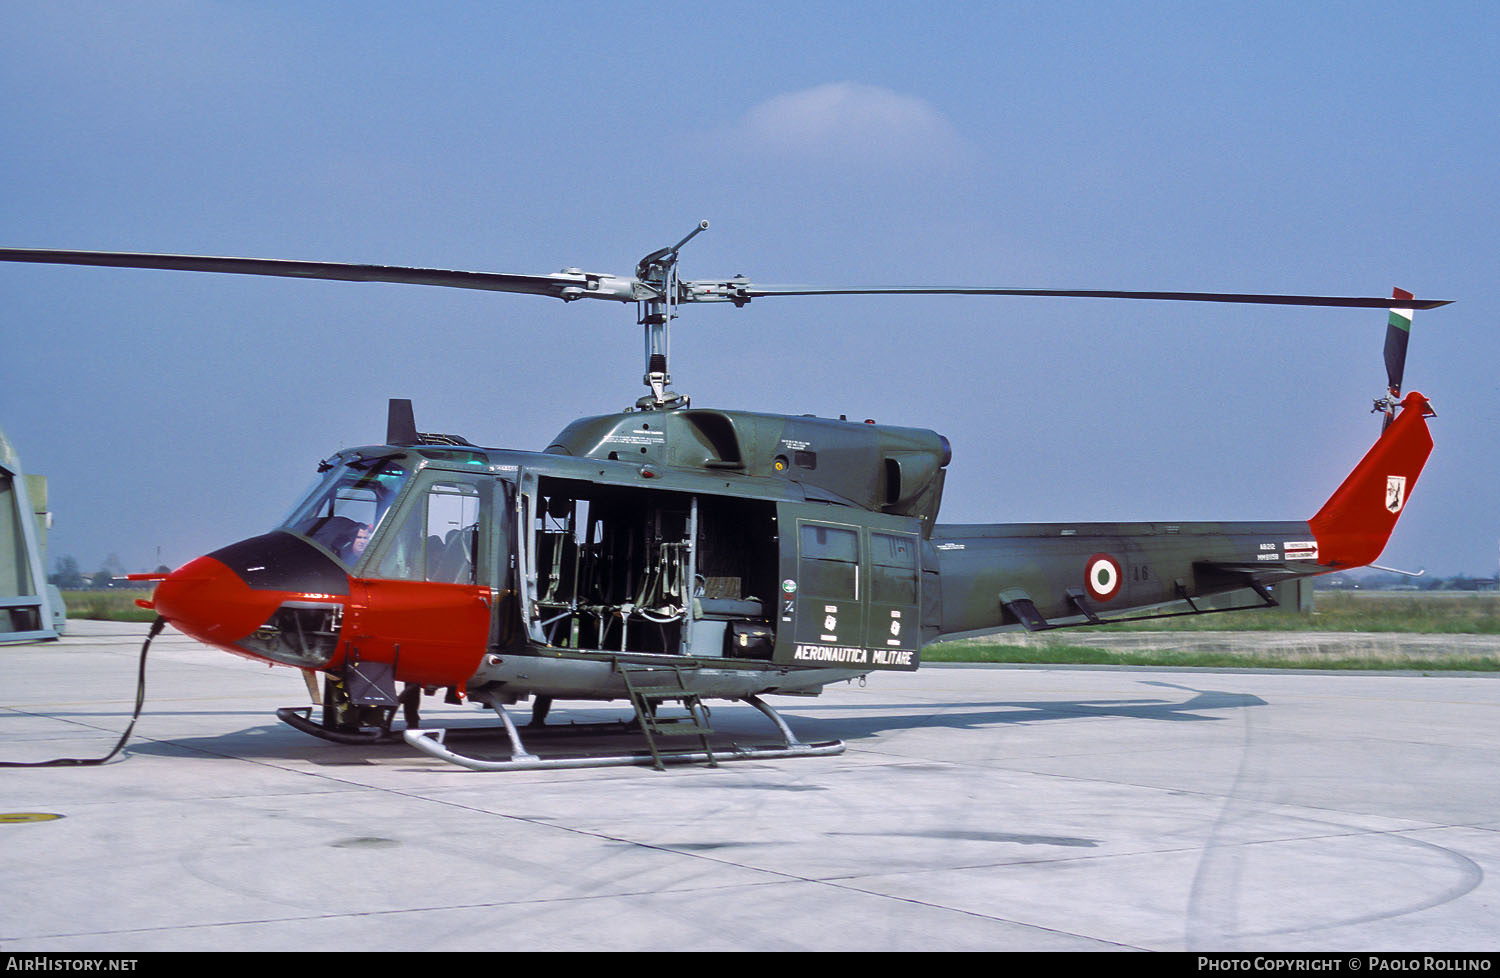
[{"left": 1386, "top": 475, "right": 1407, "bottom": 514}]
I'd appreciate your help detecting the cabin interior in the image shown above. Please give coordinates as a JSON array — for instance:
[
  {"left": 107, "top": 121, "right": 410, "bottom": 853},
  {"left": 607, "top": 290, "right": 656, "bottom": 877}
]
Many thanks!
[{"left": 527, "top": 477, "right": 779, "bottom": 658}]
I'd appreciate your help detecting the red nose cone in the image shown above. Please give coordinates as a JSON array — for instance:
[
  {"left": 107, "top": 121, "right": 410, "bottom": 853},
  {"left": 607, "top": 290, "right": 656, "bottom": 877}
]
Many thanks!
[{"left": 153, "top": 555, "right": 281, "bottom": 651}]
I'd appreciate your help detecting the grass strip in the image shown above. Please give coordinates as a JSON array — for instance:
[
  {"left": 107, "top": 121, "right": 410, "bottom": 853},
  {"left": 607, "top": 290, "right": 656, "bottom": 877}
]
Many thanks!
[{"left": 922, "top": 642, "right": 1500, "bottom": 671}]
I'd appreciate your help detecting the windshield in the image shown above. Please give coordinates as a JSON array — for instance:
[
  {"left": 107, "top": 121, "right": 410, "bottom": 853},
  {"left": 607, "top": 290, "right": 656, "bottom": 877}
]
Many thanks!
[{"left": 280, "top": 456, "right": 413, "bottom": 566}]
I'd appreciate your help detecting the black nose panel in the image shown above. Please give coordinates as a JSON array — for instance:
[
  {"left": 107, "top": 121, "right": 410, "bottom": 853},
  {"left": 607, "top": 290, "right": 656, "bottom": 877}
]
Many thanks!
[{"left": 207, "top": 531, "right": 350, "bottom": 595}]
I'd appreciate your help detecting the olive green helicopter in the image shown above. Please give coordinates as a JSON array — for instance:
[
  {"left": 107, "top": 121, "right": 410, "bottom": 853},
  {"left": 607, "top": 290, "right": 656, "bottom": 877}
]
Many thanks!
[{"left": 0, "top": 224, "right": 1446, "bottom": 770}]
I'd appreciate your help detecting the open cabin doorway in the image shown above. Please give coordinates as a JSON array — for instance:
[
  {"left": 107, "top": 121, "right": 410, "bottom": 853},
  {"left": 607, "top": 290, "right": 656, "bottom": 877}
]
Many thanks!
[{"left": 522, "top": 477, "right": 778, "bottom": 658}]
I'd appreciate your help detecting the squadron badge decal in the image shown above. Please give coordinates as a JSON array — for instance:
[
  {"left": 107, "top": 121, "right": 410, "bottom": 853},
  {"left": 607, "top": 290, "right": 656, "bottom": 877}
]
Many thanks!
[{"left": 1386, "top": 475, "right": 1407, "bottom": 514}]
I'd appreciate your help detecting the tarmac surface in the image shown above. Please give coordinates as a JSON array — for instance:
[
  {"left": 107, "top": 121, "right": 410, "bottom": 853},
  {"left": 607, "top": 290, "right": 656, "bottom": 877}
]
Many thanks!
[{"left": 1, "top": 620, "right": 1496, "bottom": 952}]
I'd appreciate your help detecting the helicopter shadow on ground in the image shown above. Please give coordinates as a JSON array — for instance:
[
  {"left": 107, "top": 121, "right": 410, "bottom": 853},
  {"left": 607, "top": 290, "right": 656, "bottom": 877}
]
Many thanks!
[
  {"left": 119, "top": 679, "right": 1266, "bottom": 766},
  {"left": 790, "top": 679, "right": 1268, "bottom": 745},
  {"left": 118, "top": 722, "right": 394, "bottom": 764},
  {"left": 118, "top": 707, "right": 701, "bottom": 765}
]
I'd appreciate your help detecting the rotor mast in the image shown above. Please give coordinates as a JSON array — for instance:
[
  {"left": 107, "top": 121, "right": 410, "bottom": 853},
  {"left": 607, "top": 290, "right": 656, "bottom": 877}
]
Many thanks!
[{"left": 634, "top": 220, "right": 709, "bottom": 411}]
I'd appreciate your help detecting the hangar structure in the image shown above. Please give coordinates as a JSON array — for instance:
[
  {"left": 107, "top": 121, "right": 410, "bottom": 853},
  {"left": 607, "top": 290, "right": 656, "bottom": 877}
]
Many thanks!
[{"left": 0, "top": 424, "right": 64, "bottom": 642}]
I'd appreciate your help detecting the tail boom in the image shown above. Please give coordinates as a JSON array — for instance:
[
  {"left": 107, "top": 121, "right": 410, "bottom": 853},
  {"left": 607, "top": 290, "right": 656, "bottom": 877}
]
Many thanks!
[{"left": 928, "top": 392, "right": 1433, "bottom": 639}]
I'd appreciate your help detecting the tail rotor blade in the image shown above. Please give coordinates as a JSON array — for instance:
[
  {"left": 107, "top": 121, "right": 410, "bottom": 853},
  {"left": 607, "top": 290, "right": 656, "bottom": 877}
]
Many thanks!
[{"left": 1383, "top": 288, "right": 1415, "bottom": 397}]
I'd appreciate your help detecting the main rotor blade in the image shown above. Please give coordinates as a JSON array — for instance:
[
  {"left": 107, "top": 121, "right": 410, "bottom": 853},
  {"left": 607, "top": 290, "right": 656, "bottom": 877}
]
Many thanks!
[
  {"left": 0, "top": 248, "right": 639, "bottom": 302},
  {"left": 727, "top": 284, "right": 1452, "bottom": 310},
  {"left": 0, "top": 248, "right": 1452, "bottom": 312}
]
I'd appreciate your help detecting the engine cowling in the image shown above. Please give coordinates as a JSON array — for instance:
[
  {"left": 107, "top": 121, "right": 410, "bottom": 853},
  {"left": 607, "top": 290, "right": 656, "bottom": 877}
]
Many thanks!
[{"left": 546, "top": 408, "right": 951, "bottom": 526}]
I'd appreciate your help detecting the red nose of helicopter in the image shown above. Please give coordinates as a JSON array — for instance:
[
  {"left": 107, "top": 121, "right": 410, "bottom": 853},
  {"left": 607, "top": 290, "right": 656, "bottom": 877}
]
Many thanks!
[
  {"left": 153, "top": 554, "right": 281, "bottom": 647},
  {"left": 153, "top": 532, "right": 351, "bottom": 669}
]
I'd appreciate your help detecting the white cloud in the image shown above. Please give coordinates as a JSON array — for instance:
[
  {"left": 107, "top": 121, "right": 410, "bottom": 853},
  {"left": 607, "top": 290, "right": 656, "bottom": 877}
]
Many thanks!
[{"left": 731, "top": 82, "right": 969, "bottom": 168}]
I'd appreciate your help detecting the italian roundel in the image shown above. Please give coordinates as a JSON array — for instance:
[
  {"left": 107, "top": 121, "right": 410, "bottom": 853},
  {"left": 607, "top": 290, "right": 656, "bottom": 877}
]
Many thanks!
[{"left": 1084, "top": 553, "right": 1122, "bottom": 601}]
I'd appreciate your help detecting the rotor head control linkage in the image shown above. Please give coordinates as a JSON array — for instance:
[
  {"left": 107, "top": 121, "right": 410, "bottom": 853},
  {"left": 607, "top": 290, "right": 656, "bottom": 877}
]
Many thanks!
[{"left": 634, "top": 221, "right": 709, "bottom": 410}]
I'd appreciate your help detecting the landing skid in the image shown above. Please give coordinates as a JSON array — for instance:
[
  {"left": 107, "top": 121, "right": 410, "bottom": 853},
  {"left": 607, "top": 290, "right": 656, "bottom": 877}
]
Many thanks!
[
  {"left": 276, "top": 676, "right": 424, "bottom": 745},
  {"left": 276, "top": 706, "right": 404, "bottom": 745},
  {"left": 273, "top": 699, "right": 633, "bottom": 747},
  {"left": 403, "top": 694, "right": 845, "bottom": 772}
]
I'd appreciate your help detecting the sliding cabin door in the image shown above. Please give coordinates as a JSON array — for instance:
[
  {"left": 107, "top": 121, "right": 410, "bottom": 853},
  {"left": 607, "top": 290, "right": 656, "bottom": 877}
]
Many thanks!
[{"left": 776, "top": 504, "right": 923, "bottom": 670}]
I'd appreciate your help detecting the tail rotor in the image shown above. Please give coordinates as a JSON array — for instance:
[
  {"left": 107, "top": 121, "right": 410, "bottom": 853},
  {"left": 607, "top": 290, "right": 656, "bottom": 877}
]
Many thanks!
[{"left": 1376, "top": 288, "right": 1416, "bottom": 430}]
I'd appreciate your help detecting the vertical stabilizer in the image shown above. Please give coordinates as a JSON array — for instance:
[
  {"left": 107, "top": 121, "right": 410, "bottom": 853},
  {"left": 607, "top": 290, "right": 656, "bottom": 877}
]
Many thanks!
[{"left": 1309, "top": 391, "right": 1433, "bottom": 568}]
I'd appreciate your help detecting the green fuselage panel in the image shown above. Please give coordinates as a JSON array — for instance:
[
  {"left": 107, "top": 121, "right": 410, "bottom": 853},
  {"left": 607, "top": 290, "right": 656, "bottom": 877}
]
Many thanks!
[{"left": 930, "top": 519, "right": 1320, "bottom": 636}]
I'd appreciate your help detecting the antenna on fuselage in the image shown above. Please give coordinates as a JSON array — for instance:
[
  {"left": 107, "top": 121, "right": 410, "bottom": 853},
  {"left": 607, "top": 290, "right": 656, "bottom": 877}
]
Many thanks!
[{"left": 387, "top": 399, "right": 420, "bottom": 446}]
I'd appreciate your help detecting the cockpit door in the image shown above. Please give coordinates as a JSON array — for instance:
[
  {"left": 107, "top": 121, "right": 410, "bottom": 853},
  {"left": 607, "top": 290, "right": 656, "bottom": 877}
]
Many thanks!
[{"left": 348, "top": 470, "right": 500, "bottom": 688}]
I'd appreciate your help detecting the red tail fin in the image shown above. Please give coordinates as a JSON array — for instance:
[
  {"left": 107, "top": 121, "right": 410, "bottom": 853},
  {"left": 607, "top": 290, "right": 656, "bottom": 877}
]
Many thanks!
[{"left": 1309, "top": 391, "right": 1433, "bottom": 568}]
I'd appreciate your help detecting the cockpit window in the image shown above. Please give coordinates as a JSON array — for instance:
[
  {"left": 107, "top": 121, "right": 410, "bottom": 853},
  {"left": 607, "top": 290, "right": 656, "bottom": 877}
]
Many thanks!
[
  {"left": 280, "top": 457, "right": 411, "bottom": 566},
  {"left": 374, "top": 481, "right": 482, "bottom": 584}
]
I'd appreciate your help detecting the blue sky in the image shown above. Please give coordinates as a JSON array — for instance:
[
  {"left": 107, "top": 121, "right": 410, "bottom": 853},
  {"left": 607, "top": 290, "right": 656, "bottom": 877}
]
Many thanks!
[{"left": 3, "top": 1, "right": 1496, "bottom": 576}]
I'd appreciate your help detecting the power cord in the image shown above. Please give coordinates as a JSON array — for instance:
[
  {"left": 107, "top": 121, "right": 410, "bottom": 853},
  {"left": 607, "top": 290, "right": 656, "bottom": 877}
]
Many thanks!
[{"left": 0, "top": 617, "right": 164, "bottom": 767}]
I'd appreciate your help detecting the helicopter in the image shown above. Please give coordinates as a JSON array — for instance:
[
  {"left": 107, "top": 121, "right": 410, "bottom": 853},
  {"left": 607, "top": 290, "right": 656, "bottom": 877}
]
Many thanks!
[{"left": 0, "top": 223, "right": 1447, "bottom": 771}]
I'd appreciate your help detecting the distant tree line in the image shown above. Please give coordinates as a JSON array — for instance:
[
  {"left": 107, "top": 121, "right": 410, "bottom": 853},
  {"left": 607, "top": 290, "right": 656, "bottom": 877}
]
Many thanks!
[
  {"left": 1417, "top": 576, "right": 1497, "bottom": 591},
  {"left": 48, "top": 554, "right": 170, "bottom": 589},
  {"left": 1319, "top": 573, "right": 1497, "bottom": 591}
]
